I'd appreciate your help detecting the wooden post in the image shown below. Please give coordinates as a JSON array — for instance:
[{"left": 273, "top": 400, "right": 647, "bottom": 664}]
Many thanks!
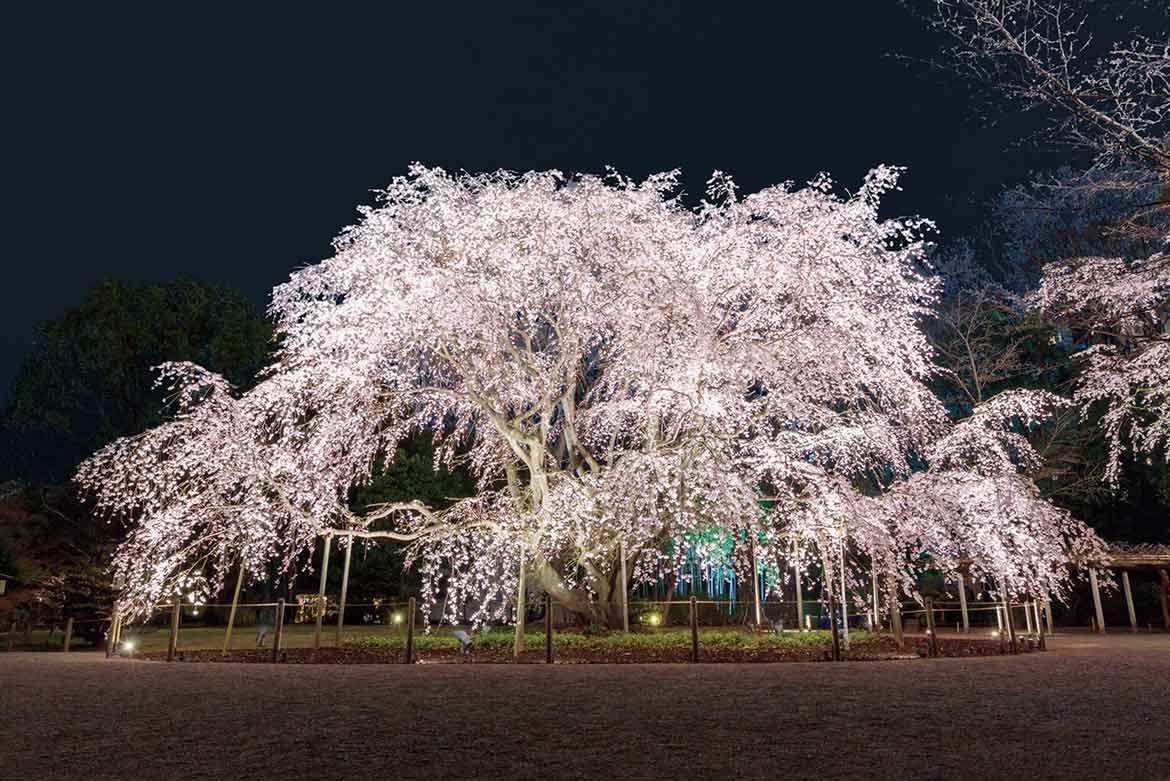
[
  {"left": 1159, "top": 569, "right": 1170, "bottom": 632},
  {"left": 1089, "top": 568, "right": 1106, "bottom": 634},
  {"left": 222, "top": 563, "right": 245, "bottom": 656},
  {"left": 870, "top": 563, "right": 880, "bottom": 632},
  {"left": 617, "top": 542, "right": 627, "bottom": 636},
  {"left": 924, "top": 597, "right": 938, "bottom": 657},
  {"left": 167, "top": 601, "right": 181, "bottom": 662},
  {"left": 1119, "top": 571, "right": 1137, "bottom": 633},
  {"left": 793, "top": 565, "right": 805, "bottom": 631},
  {"left": 838, "top": 544, "right": 850, "bottom": 651},
  {"left": 749, "top": 535, "right": 762, "bottom": 627},
  {"left": 887, "top": 583, "right": 903, "bottom": 650},
  {"left": 689, "top": 595, "right": 699, "bottom": 663},
  {"left": 544, "top": 593, "right": 553, "bottom": 664},
  {"left": 1044, "top": 597, "right": 1055, "bottom": 634},
  {"left": 1024, "top": 599, "right": 1034, "bottom": 634},
  {"left": 271, "top": 599, "right": 285, "bottom": 662},
  {"left": 313, "top": 533, "right": 332, "bottom": 651},
  {"left": 957, "top": 571, "right": 970, "bottom": 633},
  {"left": 335, "top": 537, "right": 353, "bottom": 647},
  {"left": 828, "top": 589, "right": 842, "bottom": 661},
  {"left": 62, "top": 617, "right": 73, "bottom": 653},
  {"left": 1036, "top": 604, "right": 1047, "bottom": 651},
  {"left": 405, "top": 596, "right": 416, "bottom": 664},
  {"left": 513, "top": 543, "right": 526, "bottom": 658}
]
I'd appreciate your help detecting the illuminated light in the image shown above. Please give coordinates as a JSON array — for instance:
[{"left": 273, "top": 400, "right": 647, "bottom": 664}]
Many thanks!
[
  {"left": 121, "top": 640, "right": 135, "bottom": 653},
  {"left": 991, "top": 631, "right": 1000, "bottom": 637},
  {"left": 643, "top": 613, "right": 661, "bottom": 626},
  {"left": 392, "top": 612, "right": 404, "bottom": 625}
]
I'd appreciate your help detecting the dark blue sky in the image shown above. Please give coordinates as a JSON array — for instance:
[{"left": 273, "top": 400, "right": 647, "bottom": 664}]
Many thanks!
[{"left": 1, "top": 2, "right": 1049, "bottom": 401}]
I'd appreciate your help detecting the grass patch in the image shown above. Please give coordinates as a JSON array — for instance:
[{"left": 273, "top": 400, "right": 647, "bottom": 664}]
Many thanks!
[{"left": 344, "top": 628, "right": 873, "bottom": 650}]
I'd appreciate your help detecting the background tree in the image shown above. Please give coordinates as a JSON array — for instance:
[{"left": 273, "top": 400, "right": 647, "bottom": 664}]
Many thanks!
[
  {"left": 0, "top": 279, "right": 272, "bottom": 483},
  {"left": 917, "top": 0, "right": 1170, "bottom": 531}
]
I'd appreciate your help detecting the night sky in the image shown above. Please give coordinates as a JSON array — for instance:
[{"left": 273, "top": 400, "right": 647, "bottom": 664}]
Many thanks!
[{"left": 1, "top": 2, "right": 1053, "bottom": 401}]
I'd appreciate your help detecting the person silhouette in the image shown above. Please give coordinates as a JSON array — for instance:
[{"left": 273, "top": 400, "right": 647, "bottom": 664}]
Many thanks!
[{"left": 255, "top": 606, "right": 275, "bottom": 647}]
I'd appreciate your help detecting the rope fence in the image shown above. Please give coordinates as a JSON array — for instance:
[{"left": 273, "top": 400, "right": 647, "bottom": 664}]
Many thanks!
[
  {"left": 3, "top": 588, "right": 1056, "bottom": 662},
  {"left": 84, "top": 591, "right": 1055, "bottom": 663}
]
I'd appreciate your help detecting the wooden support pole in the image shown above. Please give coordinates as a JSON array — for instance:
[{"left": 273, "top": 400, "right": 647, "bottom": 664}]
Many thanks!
[
  {"left": 1113, "top": 572, "right": 1132, "bottom": 636},
  {"left": 167, "top": 601, "right": 181, "bottom": 662},
  {"left": 107, "top": 610, "right": 124, "bottom": 657},
  {"left": 544, "top": 593, "right": 553, "bottom": 664},
  {"left": 1003, "top": 596, "right": 1018, "bottom": 654},
  {"left": 689, "top": 595, "right": 699, "bottom": 663},
  {"left": 838, "top": 544, "right": 850, "bottom": 651},
  {"left": 749, "top": 535, "right": 762, "bottom": 627},
  {"left": 222, "top": 563, "right": 245, "bottom": 656},
  {"left": 313, "top": 534, "right": 332, "bottom": 651},
  {"left": 1024, "top": 598, "right": 1034, "bottom": 634},
  {"left": 513, "top": 543, "right": 526, "bottom": 658},
  {"left": 62, "top": 617, "right": 73, "bottom": 653},
  {"left": 887, "top": 582, "right": 903, "bottom": 650},
  {"left": 794, "top": 565, "right": 805, "bottom": 631},
  {"left": 1089, "top": 568, "right": 1106, "bottom": 634},
  {"left": 871, "top": 563, "right": 880, "bottom": 632},
  {"left": 1044, "top": 597, "right": 1055, "bottom": 634},
  {"left": 829, "top": 589, "right": 842, "bottom": 661},
  {"left": 619, "top": 540, "right": 629, "bottom": 633},
  {"left": 924, "top": 597, "right": 938, "bottom": 657},
  {"left": 271, "top": 599, "right": 285, "bottom": 662},
  {"left": 405, "top": 596, "right": 416, "bottom": 664},
  {"left": 1159, "top": 569, "right": 1170, "bottom": 632},
  {"left": 335, "top": 539, "right": 353, "bottom": 647},
  {"left": 957, "top": 571, "right": 970, "bottom": 633},
  {"left": 104, "top": 612, "right": 115, "bottom": 658},
  {"left": 1036, "top": 604, "right": 1047, "bottom": 651}
]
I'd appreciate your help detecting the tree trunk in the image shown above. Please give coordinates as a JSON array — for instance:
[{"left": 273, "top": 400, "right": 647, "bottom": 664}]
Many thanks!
[{"left": 531, "top": 563, "right": 625, "bottom": 629}]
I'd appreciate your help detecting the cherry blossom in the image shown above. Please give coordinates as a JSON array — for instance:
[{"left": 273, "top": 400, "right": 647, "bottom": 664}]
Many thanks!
[{"left": 78, "top": 165, "right": 1104, "bottom": 626}]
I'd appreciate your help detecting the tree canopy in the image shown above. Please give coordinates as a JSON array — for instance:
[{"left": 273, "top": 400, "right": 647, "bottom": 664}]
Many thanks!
[{"left": 77, "top": 166, "right": 1103, "bottom": 630}]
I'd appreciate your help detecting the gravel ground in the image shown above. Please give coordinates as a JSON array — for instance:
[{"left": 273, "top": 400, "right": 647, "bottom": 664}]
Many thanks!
[{"left": 2, "top": 632, "right": 1167, "bottom": 780}]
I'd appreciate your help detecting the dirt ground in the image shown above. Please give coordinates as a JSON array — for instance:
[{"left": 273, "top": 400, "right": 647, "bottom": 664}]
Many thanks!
[{"left": 2, "top": 632, "right": 1167, "bottom": 780}]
